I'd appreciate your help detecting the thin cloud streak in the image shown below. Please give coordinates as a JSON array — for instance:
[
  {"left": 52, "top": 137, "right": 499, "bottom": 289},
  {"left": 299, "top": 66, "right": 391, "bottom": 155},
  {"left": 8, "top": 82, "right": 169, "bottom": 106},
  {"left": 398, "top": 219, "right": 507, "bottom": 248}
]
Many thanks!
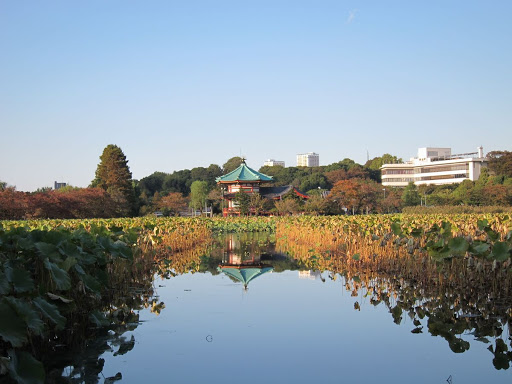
[{"left": 347, "top": 9, "right": 358, "bottom": 24}]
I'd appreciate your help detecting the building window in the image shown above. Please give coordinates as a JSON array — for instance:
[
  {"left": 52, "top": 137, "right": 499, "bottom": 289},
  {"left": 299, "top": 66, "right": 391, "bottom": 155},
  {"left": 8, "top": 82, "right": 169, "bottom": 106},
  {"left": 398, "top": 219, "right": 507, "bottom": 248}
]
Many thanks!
[
  {"left": 382, "top": 169, "right": 414, "bottom": 175},
  {"left": 383, "top": 178, "right": 414, "bottom": 183},
  {"left": 418, "top": 164, "right": 468, "bottom": 174}
]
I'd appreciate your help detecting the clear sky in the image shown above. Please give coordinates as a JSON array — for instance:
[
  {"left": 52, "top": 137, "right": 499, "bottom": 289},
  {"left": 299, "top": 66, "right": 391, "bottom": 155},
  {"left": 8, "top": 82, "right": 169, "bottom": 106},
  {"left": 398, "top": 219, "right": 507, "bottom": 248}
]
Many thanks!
[{"left": 1, "top": 1, "right": 511, "bottom": 191}]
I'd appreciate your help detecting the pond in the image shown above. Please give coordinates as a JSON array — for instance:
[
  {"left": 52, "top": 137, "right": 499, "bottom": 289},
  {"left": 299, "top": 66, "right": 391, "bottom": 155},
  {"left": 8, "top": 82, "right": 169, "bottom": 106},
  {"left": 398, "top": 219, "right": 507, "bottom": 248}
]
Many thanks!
[{"left": 53, "top": 232, "right": 511, "bottom": 383}]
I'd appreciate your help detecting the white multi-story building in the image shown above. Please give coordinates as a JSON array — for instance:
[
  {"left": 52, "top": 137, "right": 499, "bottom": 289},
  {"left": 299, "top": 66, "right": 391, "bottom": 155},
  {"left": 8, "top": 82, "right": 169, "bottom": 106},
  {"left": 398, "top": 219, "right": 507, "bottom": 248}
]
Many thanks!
[
  {"left": 264, "top": 159, "right": 285, "bottom": 167},
  {"left": 381, "top": 147, "right": 487, "bottom": 187},
  {"left": 297, "top": 152, "right": 319, "bottom": 167}
]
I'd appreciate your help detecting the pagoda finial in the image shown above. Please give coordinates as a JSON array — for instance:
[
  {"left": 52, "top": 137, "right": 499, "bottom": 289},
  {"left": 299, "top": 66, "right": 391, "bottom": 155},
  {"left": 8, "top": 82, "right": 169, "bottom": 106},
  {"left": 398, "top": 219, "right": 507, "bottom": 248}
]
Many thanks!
[{"left": 241, "top": 157, "right": 246, "bottom": 164}]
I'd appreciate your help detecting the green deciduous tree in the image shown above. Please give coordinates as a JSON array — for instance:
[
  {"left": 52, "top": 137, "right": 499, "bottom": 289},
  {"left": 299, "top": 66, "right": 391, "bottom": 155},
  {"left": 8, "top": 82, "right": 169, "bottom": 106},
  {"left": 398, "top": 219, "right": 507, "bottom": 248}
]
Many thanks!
[
  {"left": 234, "top": 190, "right": 251, "bottom": 215},
  {"left": 223, "top": 157, "right": 243, "bottom": 174},
  {"left": 487, "top": 151, "right": 512, "bottom": 178},
  {"left": 300, "top": 173, "right": 329, "bottom": 193},
  {"left": 91, "top": 144, "right": 136, "bottom": 216},
  {"left": 189, "top": 180, "right": 209, "bottom": 212},
  {"left": 365, "top": 154, "right": 403, "bottom": 171},
  {"left": 401, "top": 182, "right": 421, "bottom": 207}
]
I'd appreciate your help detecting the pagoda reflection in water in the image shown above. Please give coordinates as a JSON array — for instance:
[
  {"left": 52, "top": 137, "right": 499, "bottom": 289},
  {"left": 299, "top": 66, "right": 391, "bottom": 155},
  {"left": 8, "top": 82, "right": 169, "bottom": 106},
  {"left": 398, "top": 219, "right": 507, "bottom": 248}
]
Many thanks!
[{"left": 217, "top": 234, "right": 273, "bottom": 290}]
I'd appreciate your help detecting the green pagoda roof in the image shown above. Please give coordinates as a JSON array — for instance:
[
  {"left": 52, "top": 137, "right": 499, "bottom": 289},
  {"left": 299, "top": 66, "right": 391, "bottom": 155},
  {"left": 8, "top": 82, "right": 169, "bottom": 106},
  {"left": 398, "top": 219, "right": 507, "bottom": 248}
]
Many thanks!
[{"left": 216, "top": 161, "right": 273, "bottom": 183}]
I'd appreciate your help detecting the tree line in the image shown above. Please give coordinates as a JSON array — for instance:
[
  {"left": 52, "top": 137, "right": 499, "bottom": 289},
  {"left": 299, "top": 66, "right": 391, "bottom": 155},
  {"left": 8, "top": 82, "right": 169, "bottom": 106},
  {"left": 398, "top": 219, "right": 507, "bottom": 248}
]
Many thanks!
[{"left": 1, "top": 146, "right": 511, "bottom": 219}]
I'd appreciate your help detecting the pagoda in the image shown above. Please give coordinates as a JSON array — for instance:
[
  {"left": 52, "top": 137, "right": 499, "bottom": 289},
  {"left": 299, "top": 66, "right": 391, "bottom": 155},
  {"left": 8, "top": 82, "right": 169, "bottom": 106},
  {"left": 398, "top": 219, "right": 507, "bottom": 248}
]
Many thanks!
[{"left": 216, "top": 159, "right": 273, "bottom": 216}]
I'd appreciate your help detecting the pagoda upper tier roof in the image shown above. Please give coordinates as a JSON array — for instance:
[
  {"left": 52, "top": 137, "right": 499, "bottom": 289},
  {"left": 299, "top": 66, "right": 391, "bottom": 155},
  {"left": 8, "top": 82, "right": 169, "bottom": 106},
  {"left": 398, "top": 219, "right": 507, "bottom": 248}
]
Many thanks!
[{"left": 216, "top": 161, "right": 273, "bottom": 183}]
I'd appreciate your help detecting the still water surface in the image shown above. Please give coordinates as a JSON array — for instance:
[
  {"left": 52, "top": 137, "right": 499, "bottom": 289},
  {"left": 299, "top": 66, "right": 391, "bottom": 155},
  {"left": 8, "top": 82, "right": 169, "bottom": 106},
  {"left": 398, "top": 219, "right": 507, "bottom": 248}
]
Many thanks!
[{"left": 74, "top": 233, "right": 511, "bottom": 383}]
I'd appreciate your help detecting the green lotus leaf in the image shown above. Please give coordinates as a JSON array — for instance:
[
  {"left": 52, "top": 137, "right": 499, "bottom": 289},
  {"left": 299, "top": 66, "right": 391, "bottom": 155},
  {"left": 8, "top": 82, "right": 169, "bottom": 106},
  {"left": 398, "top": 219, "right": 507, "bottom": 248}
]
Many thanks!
[
  {"left": 0, "top": 270, "right": 10, "bottom": 294},
  {"left": 58, "top": 242, "right": 81, "bottom": 259},
  {"left": 35, "top": 242, "right": 61, "bottom": 262},
  {"left": 9, "top": 350, "right": 45, "bottom": 384},
  {"left": 97, "top": 236, "right": 113, "bottom": 251},
  {"left": 469, "top": 241, "right": 490, "bottom": 255},
  {"left": 0, "top": 300, "right": 27, "bottom": 347},
  {"left": 16, "top": 237, "right": 36, "bottom": 251},
  {"left": 7, "top": 350, "right": 45, "bottom": 384},
  {"left": 489, "top": 242, "right": 510, "bottom": 261},
  {"left": 112, "top": 240, "right": 133, "bottom": 260},
  {"left": 484, "top": 227, "right": 500, "bottom": 242},
  {"left": 390, "top": 222, "right": 402, "bottom": 236},
  {"left": 429, "top": 248, "right": 452, "bottom": 261},
  {"left": 4, "top": 297, "right": 44, "bottom": 335},
  {"left": 440, "top": 222, "right": 452, "bottom": 238},
  {"left": 32, "top": 297, "right": 66, "bottom": 330},
  {"left": 477, "top": 219, "right": 489, "bottom": 230},
  {"left": 74, "top": 263, "right": 85, "bottom": 275},
  {"left": 43, "top": 259, "right": 71, "bottom": 291},
  {"left": 59, "top": 256, "right": 77, "bottom": 272},
  {"left": 89, "top": 310, "right": 110, "bottom": 327},
  {"left": 81, "top": 274, "right": 102, "bottom": 293},
  {"left": 448, "top": 237, "right": 469, "bottom": 254},
  {"left": 5, "top": 267, "right": 35, "bottom": 293},
  {"left": 410, "top": 228, "right": 423, "bottom": 238}
]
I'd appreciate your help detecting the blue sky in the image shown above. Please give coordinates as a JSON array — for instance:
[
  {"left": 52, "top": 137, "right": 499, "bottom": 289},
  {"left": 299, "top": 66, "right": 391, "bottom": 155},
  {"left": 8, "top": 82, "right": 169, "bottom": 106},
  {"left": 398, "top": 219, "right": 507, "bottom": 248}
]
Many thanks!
[{"left": 1, "top": 1, "right": 511, "bottom": 191}]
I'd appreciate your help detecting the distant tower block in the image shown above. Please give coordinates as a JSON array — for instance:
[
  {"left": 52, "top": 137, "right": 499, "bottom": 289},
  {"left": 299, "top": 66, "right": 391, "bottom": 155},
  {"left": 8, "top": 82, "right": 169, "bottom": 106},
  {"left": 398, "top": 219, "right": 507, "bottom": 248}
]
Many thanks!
[
  {"left": 296, "top": 152, "right": 319, "bottom": 167},
  {"left": 54, "top": 181, "right": 67, "bottom": 190},
  {"left": 264, "top": 159, "right": 285, "bottom": 167}
]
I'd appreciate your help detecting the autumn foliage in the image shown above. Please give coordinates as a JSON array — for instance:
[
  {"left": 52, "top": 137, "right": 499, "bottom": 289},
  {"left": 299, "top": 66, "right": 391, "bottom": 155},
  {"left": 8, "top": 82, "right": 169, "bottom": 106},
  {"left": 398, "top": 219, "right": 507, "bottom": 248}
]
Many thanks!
[{"left": 0, "top": 188, "right": 121, "bottom": 220}]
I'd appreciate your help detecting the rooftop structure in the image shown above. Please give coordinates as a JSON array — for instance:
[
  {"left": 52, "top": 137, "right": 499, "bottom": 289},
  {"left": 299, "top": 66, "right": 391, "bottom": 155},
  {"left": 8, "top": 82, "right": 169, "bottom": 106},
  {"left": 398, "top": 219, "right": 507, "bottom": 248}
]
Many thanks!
[
  {"left": 264, "top": 159, "right": 285, "bottom": 167},
  {"left": 54, "top": 181, "right": 67, "bottom": 190},
  {"left": 381, "top": 147, "right": 487, "bottom": 187},
  {"left": 297, "top": 152, "right": 319, "bottom": 167},
  {"left": 216, "top": 160, "right": 273, "bottom": 184}
]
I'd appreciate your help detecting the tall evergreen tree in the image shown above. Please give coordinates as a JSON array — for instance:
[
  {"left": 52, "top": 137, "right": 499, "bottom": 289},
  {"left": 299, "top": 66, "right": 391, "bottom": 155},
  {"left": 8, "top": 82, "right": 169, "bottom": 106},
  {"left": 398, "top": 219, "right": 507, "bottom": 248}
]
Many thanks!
[{"left": 91, "top": 144, "right": 135, "bottom": 216}]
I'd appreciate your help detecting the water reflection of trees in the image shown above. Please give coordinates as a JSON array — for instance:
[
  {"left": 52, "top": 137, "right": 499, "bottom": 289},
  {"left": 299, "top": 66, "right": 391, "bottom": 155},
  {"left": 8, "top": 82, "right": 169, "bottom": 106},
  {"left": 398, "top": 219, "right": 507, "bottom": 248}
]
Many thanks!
[
  {"left": 30, "top": 251, "right": 159, "bottom": 383},
  {"left": 30, "top": 229, "right": 512, "bottom": 382},
  {"left": 277, "top": 235, "right": 512, "bottom": 371},
  {"left": 50, "top": 234, "right": 215, "bottom": 383}
]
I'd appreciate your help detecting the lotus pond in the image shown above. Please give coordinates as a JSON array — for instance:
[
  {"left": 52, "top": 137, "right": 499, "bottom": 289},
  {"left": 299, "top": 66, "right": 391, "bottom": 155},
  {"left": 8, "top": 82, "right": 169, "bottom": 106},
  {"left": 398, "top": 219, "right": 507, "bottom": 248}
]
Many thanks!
[{"left": 1, "top": 216, "right": 512, "bottom": 383}]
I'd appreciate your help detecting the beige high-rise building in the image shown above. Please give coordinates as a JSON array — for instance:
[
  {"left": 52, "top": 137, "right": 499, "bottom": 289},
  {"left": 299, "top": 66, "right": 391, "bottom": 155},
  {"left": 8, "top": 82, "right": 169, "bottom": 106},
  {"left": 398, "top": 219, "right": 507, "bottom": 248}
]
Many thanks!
[{"left": 296, "top": 152, "right": 319, "bottom": 167}]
